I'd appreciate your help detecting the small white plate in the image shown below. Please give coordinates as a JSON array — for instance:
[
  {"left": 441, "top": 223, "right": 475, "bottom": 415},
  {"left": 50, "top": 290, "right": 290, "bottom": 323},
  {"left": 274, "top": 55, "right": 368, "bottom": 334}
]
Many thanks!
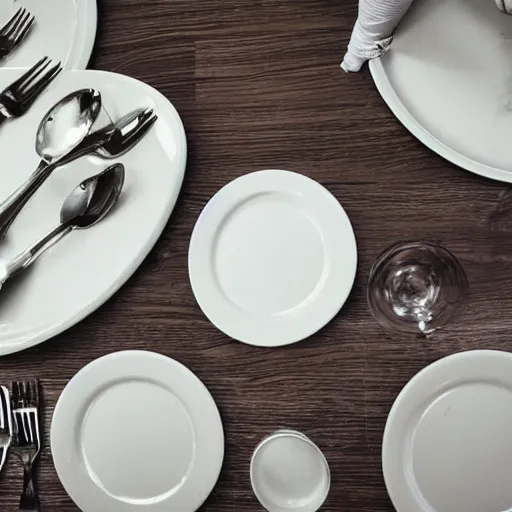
[
  {"left": 188, "top": 170, "right": 357, "bottom": 347},
  {"left": 51, "top": 350, "right": 224, "bottom": 512},
  {"left": 383, "top": 350, "right": 512, "bottom": 512},
  {"left": 251, "top": 429, "right": 330, "bottom": 512},
  {"left": 0, "top": 69, "right": 186, "bottom": 355},
  {"left": 1, "top": 0, "right": 97, "bottom": 70},
  {"left": 370, "top": 0, "right": 512, "bottom": 182}
]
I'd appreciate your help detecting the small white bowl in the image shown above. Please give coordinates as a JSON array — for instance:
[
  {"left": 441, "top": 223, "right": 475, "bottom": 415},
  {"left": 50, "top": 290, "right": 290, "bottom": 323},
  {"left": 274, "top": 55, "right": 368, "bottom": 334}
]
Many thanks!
[{"left": 250, "top": 430, "right": 330, "bottom": 512}]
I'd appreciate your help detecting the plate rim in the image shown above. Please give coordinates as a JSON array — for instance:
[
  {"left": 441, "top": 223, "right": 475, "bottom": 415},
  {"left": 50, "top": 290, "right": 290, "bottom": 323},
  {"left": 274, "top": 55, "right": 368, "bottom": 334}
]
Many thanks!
[
  {"left": 50, "top": 349, "right": 224, "bottom": 511},
  {"left": 188, "top": 169, "right": 358, "bottom": 347},
  {"left": 0, "top": 69, "right": 187, "bottom": 356},
  {"left": 369, "top": 57, "right": 512, "bottom": 184},
  {"left": 71, "top": 0, "right": 98, "bottom": 70},
  {"left": 382, "top": 349, "right": 512, "bottom": 511}
]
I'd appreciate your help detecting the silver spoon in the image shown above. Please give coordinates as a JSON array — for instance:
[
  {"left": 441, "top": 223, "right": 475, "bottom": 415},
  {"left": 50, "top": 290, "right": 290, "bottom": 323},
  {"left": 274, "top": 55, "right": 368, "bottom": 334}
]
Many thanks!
[
  {"left": 0, "top": 89, "right": 102, "bottom": 238},
  {"left": 0, "top": 106, "right": 156, "bottom": 240},
  {"left": 0, "top": 163, "right": 125, "bottom": 287}
]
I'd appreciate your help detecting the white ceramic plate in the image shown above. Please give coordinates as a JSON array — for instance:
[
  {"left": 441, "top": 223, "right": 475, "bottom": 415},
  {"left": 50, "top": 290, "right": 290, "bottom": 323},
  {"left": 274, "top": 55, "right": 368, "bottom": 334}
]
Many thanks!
[
  {"left": 188, "top": 170, "right": 357, "bottom": 347},
  {"left": 382, "top": 350, "right": 512, "bottom": 512},
  {"left": 51, "top": 350, "right": 224, "bottom": 512},
  {"left": 0, "top": 69, "right": 186, "bottom": 355},
  {"left": 370, "top": 0, "right": 512, "bottom": 182},
  {"left": 0, "top": 0, "right": 97, "bottom": 70}
]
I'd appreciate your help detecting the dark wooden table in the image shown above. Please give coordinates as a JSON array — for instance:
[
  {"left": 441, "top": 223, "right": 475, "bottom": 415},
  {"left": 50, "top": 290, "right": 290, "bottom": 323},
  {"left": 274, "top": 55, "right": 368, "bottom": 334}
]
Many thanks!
[{"left": 1, "top": 0, "right": 512, "bottom": 510}]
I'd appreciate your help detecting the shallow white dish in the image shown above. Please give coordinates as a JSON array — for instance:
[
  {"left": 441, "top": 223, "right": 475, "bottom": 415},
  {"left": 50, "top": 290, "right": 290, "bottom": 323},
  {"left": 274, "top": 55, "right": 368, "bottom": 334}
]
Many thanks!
[
  {"left": 0, "top": 69, "right": 186, "bottom": 355},
  {"left": 251, "top": 429, "right": 330, "bottom": 512},
  {"left": 188, "top": 170, "right": 358, "bottom": 347},
  {"left": 383, "top": 350, "right": 512, "bottom": 511},
  {"left": 0, "top": 0, "right": 97, "bottom": 70},
  {"left": 370, "top": 0, "right": 512, "bottom": 182},
  {"left": 51, "top": 350, "right": 224, "bottom": 512}
]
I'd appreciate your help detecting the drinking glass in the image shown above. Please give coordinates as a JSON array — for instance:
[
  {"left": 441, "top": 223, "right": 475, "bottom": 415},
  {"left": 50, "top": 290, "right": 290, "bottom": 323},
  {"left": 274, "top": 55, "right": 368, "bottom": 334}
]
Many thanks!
[{"left": 367, "top": 241, "right": 468, "bottom": 335}]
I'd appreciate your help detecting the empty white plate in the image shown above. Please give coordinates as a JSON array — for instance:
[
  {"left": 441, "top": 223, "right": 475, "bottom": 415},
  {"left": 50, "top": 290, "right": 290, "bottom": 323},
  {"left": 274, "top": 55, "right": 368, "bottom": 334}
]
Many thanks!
[
  {"left": 370, "top": 0, "right": 512, "bottom": 182},
  {"left": 250, "top": 430, "right": 330, "bottom": 512},
  {"left": 188, "top": 170, "right": 357, "bottom": 347},
  {"left": 51, "top": 351, "right": 224, "bottom": 512},
  {"left": 383, "top": 350, "right": 512, "bottom": 511},
  {"left": 1, "top": 0, "right": 97, "bottom": 70}
]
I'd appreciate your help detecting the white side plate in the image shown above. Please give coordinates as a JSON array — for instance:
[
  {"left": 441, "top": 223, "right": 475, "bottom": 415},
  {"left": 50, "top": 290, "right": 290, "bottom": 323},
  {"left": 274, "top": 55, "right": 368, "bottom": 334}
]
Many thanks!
[
  {"left": 51, "top": 350, "right": 224, "bottom": 512},
  {"left": 0, "top": 69, "right": 187, "bottom": 355},
  {"left": 370, "top": 0, "right": 512, "bottom": 182},
  {"left": 188, "top": 170, "right": 357, "bottom": 347},
  {"left": 1, "top": 0, "right": 97, "bottom": 70},
  {"left": 383, "top": 350, "right": 512, "bottom": 511}
]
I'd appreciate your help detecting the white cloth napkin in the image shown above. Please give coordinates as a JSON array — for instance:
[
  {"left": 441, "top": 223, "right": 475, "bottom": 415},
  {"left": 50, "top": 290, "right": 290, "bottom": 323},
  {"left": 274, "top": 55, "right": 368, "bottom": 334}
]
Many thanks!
[{"left": 342, "top": 0, "right": 512, "bottom": 73}]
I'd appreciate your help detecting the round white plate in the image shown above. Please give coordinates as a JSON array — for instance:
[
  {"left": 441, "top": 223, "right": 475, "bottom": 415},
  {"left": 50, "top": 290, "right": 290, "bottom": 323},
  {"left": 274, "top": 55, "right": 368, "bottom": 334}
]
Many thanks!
[
  {"left": 251, "top": 430, "right": 330, "bottom": 512},
  {"left": 370, "top": 0, "right": 512, "bottom": 182},
  {"left": 383, "top": 350, "right": 512, "bottom": 512},
  {"left": 0, "top": 69, "right": 186, "bottom": 355},
  {"left": 0, "top": 0, "right": 96, "bottom": 70},
  {"left": 51, "top": 351, "right": 224, "bottom": 512},
  {"left": 188, "top": 170, "right": 358, "bottom": 347}
]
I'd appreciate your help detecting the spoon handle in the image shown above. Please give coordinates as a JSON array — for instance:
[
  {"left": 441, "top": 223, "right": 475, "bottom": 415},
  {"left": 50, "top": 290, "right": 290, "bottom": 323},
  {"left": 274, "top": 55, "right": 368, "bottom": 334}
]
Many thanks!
[
  {"left": 3, "top": 222, "right": 72, "bottom": 282},
  {"left": 0, "top": 161, "right": 55, "bottom": 240}
]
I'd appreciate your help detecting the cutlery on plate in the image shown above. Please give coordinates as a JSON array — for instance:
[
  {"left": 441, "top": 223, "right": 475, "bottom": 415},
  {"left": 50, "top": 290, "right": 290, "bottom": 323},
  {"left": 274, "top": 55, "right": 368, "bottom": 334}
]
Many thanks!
[
  {"left": 0, "top": 57, "right": 62, "bottom": 125},
  {"left": 0, "top": 8, "right": 35, "bottom": 61},
  {"left": 0, "top": 163, "right": 125, "bottom": 287},
  {"left": 0, "top": 105, "right": 156, "bottom": 240},
  {"left": 61, "top": 106, "right": 158, "bottom": 164},
  {"left": 11, "top": 380, "right": 41, "bottom": 512},
  {"left": 0, "top": 385, "right": 12, "bottom": 475},
  {"left": 0, "top": 88, "right": 101, "bottom": 239}
]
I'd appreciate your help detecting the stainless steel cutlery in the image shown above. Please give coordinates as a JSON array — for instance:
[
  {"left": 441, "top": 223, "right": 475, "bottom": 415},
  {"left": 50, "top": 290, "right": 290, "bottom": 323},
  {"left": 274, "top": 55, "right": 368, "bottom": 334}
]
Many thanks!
[
  {"left": 0, "top": 164, "right": 125, "bottom": 288},
  {"left": 0, "top": 103, "right": 157, "bottom": 239},
  {"left": 0, "top": 8, "right": 35, "bottom": 61},
  {"left": 0, "top": 57, "right": 62, "bottom": 125},
  {"left": 0, "top": 385, "right": 12, "bottom": 475},
  {"left": 0, "top": 88, "right": 102, "bottom": 239},
  {"left": 11, "top": 380, "right": 41, "bottom": 512}
]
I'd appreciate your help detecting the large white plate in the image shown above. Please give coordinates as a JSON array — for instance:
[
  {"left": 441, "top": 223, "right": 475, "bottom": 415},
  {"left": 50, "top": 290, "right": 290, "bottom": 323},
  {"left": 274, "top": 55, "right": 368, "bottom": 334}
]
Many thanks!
[
  {"left": 0, "top": 0, "right": 97, "bottom": 70},
  {"left": 51, "top": 350, "right": 224, "bottom": 512},
  {"left": 0, "top": 69, "right": 186, "bottom": 355},
  {"left": 382, "top": 350, "right": 512, "bottom": 511},
  {"left": 369, "top": 0, "right": 512, "bottom": 182},
  {"left": 188, "top": 170, "right": 357, "bottom": 347}
]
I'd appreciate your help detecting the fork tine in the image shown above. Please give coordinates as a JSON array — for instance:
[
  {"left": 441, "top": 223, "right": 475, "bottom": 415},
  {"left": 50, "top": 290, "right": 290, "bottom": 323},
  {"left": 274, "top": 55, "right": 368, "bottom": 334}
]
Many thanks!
[
  {"left": 21, "top": 62, "right": 61, "bottom": 109},
  {"left": 4, "top": 8, "right": 30, "bottom": 40},
  {"left": 11, "top": 14, "right": 34, "bottom": 50},
  {"left": 5, "top": 57, "right": 49, "bottom": 94},
  {"left": 124, "top": 114, "right": 158, "bottom": 146},
  {"left": 0, "top": 388, "right": 6, "bottom": 431},
  {"left": 0, "top": 7, "right": 24, "bottom": 37},
  {"left": 28, "top": 380, "right": 38, "bottom": 407},
  {"left": 11, "top": 381, "right": 20, "bottom": 406}
]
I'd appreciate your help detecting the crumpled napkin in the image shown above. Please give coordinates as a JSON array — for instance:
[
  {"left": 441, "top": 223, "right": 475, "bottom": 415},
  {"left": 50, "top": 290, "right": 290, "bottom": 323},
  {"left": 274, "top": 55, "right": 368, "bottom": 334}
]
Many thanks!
[{"left": 342, "top": 0, "right": 512, "bottom": 73}]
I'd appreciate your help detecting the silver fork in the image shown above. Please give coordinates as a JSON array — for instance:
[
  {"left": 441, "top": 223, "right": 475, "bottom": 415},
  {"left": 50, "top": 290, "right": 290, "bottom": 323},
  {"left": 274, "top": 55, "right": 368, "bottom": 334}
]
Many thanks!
[
  {"left": 11, "top": 380, "right": 41, "bottom": 512},
  {"left": 0, "top": 57, "right": 62, "bottom": 125},
  {"left": 0, "top": 8, "right": 35, "bottom": 61},
  {"left": 0, "top": 385, "right": 12, "bottom": 475}
]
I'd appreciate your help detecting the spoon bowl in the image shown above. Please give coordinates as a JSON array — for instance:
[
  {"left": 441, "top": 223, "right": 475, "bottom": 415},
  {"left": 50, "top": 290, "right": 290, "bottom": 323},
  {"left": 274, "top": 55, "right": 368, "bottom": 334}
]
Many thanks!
[
  {"left": 36, "top": 88, "right": 101, "bottom": 164},
  {"left": 62, "top": 163, "right": 125, "bottom": 228}
]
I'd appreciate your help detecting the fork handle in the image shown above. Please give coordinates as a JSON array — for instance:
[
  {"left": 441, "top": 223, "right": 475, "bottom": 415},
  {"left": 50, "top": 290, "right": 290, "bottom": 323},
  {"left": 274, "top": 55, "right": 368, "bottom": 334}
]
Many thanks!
[
  {"left": 20, "top": 460, "right": 39, "bottom": 512},
  {"left": 0, "top": 160, "right": 54, "bottom": 240}
]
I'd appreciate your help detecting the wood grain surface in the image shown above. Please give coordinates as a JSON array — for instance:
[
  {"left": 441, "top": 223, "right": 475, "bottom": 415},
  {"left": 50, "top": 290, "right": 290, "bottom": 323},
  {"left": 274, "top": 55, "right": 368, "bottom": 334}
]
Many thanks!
[{"left": 1, "top": 0, "right": 511, "bottom": 510}]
